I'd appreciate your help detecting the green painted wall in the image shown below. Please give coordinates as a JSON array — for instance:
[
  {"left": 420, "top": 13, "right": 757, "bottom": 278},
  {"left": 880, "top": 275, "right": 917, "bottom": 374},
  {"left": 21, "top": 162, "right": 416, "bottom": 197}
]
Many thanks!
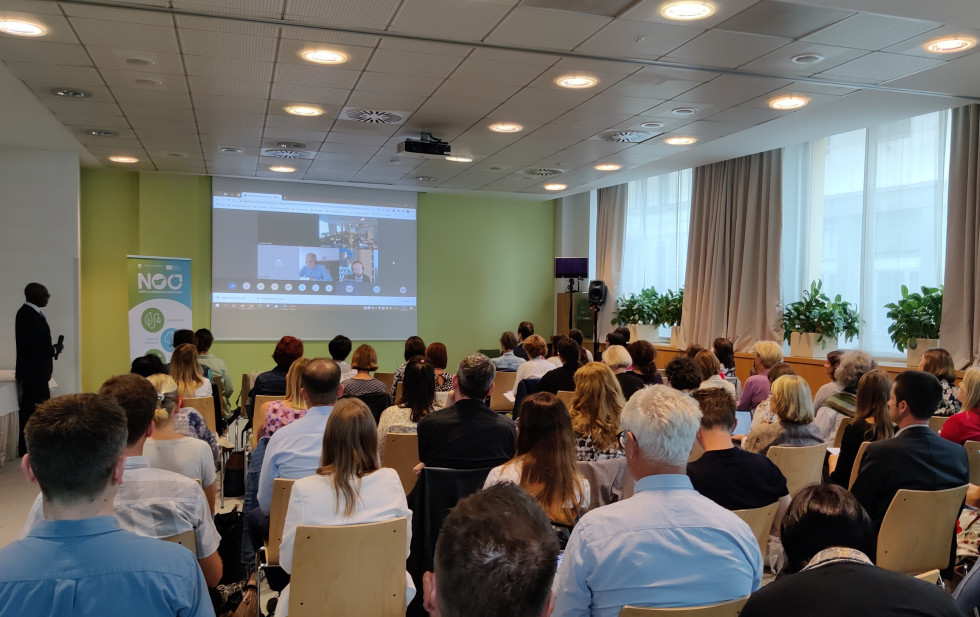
[{"left": 80, "top": 170, "right": 555, "bottom": 396}]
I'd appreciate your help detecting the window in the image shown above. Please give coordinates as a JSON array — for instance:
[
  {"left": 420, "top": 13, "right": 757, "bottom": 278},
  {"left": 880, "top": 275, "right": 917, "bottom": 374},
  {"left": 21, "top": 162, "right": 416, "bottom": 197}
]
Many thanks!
[{"left": 782, "top": 110, "right": 950, "bottom": 356}]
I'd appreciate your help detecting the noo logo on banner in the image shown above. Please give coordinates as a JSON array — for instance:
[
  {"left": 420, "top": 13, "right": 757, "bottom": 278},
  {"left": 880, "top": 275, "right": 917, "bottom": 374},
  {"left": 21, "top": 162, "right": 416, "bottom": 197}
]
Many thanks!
[
  {"left": 141, "top": 307, "right": 165, "bottom": 332},
  {"left": 138, "top": 272, "right": 184, "bottom": 291}
]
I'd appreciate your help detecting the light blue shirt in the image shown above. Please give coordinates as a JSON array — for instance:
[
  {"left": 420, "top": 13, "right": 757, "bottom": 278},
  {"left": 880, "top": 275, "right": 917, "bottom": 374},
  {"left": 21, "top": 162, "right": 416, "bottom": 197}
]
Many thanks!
[
  {"left": 0, "top": 516, "right": 213, "bottom": 617},
  {"left": 257, "top": 405, "right": 333, "bottom": 514},
  {"left": 298, "top": 264, "right": 332, "bottom": 281},
  {"left": 552, "top": 474, "right": 762, "bottom": 617},
  {"left": 491, "top": 351, "right": 526, "bottom": 372}
]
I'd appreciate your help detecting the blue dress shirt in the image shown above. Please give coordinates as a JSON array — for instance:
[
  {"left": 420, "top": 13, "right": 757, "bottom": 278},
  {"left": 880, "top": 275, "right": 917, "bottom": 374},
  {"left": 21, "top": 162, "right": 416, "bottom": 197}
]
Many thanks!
[
  {"left": 298, "top": 264, "right": 332, "bottom": 281},
  {"left": 0, "top": 516, "right": 213, "bottom": 617},
  {"left": 257, "top": 405, "right": 333, "bottom": 513},
  {"left": 552, "top": 474, "right": 762, "bottom": 617}
]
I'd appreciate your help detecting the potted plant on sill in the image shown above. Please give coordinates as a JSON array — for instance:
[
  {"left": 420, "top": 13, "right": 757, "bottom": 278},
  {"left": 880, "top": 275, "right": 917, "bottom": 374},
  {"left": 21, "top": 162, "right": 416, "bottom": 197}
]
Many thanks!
[
  {"left": 659, "top": 288, "right": 684, "bottom": 348},
  {"left": 611, "top": 286, "right": 662, "bottom": 342},
  {"left": 884, "top": 285, "right": 943, "bottom": 367},
  {"left": 781, "top": 280, "right": 860, "bottom": 358}
]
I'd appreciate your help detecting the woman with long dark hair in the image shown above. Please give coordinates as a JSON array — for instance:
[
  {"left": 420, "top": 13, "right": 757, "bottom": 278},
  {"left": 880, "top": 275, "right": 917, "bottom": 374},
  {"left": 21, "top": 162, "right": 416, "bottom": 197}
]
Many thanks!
[
  {"left": 829, "top": 370, "right": 894, "bottom": 486},
  {"left": 627, "top": 340, "right": 662, "bottom": 385},
  {"left": 377, "top": 355, "right": 436, "bottom": 460},
  {"left": 713, "top": 338, "right": 736, "bottom": 379}
]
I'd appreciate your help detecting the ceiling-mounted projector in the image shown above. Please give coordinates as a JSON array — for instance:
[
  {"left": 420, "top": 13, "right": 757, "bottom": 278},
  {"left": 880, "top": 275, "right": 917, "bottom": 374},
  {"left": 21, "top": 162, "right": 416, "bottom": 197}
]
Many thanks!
[{"left": 397, "top": 132, "right": 451, "bottom": 158}]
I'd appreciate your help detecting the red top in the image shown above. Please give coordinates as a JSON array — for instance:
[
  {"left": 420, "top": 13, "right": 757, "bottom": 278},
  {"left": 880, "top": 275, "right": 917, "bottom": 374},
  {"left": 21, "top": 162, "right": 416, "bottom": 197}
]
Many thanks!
[{"left": 939, "top": 409, "right": 980, "bottom": 445}]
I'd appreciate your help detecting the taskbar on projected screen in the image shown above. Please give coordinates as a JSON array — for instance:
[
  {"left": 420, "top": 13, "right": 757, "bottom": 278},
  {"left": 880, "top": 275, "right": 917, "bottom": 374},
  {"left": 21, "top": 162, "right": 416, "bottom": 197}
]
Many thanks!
[{"left": 212, "top": 292, "right": 417, "bottom": 307}]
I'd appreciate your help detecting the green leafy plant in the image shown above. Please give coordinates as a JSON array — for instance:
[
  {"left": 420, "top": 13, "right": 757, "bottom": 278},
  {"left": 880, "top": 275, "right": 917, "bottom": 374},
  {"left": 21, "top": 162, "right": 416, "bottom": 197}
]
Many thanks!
[
  {"left": 884, "top": 285, "right": 943, "bottom": 352},
  {"left": 659, "top": 288, "right": 684, "bottom": 327},
  {"left": 611, "top": 286, "right": 661, "bottom": 325},
  {"left": 781, "top": 280, "right": 860, "bottom": 345}
]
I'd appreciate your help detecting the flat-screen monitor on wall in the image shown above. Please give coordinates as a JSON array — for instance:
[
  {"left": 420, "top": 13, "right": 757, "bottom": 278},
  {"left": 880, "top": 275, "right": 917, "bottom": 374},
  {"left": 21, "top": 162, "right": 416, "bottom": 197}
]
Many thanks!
[
  {"left": 555, "top": 257, "right": 588, "bottom": 279},
  {"left": 210, "top": 177, "right": 418, "bottom": 341}
]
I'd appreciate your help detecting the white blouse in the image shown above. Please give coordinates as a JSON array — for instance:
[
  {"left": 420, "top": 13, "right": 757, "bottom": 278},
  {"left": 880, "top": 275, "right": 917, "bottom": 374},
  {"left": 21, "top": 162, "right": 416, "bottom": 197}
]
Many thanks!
[{"left": 510, "top": 357, "right": 556, "bottom": 395}]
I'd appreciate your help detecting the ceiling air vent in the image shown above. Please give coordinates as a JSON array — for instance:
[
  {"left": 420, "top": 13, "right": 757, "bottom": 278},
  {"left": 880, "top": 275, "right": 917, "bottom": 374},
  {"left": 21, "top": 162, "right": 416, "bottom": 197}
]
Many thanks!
[
  {"left": 600, "top": 131, "right": 654, "bottom": 143},
  {"left": 260, "top": 148, "right": 315, "bottom": 159},
  {"left": 522, "top": 168, "right": 564, "bottom": 177},
  {"left": 342, "top": 108, "right": 405, "bottom": 124}
]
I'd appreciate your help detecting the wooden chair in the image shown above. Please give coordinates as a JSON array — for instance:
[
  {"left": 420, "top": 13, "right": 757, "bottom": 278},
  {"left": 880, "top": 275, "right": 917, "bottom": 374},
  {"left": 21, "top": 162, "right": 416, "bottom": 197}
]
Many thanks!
[
  {"left": 161, "top": 529, "right": 197, "bottom": 555},
  {"left": 489, "top": 371, "right": 518, "bottom": 412},
  {"left": 557, "top": 390, "right": 576, "bottom": 407},
  {"left": 930, "top": 415, "right": 950, "bottom": 434},
  {"left": 732, "top": 502, "right": 779, "bottom": 558},
  {"left": 766, "top": 443, "right": 826, "bottom": 497},
  {"left": 915, "top": 569, "right": 941, "bottom": 585},
  {"left": 381, "top": 433, "right": 419, "bottom": 495},
  {"left": 182, "top": 396, "right": 216, "bottom": 432},
  {"left": 876, "top": 484, "right": 968, "bottom": 573},
  {"left": 212, "top": 376, "right": 229, "bottom": 418},
  {"left": 394, "top": 381, "right": 404, "bottom": 402},
  {"left": 619, "top": 596, "right": 748, "bottom": 616},
  {"left": 832, "top": 417, "right": 853, "bottom": 448},
  {"left": 256, "top": 477, "right": 296, "bottom": 611},
  {"left": 251, "top": 395, "right": 284, "bottom": 447},
  {"left": 375, "top": 372, "right": 395, "bottom": 392},
  {"left": 848, "top": 441, "right": 871, "bottom": 490},
  {"left": 965, "top": 441, "right": 980, "bottom": 486},
  {"left": 289, "top": 519, "right": 408, "bottom": 617}
]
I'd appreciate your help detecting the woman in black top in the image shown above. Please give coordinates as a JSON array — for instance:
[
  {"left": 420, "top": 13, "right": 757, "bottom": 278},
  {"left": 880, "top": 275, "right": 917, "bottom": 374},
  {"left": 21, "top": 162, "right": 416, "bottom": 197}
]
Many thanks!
[{"left": 829, "top": 369, "right": 894, "bottom": 487}]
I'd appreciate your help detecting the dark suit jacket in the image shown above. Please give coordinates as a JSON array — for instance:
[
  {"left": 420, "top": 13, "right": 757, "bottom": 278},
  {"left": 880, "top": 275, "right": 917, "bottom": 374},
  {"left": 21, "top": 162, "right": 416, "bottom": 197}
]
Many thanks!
[
  {"left": 538, "top": 363, "right": 578, "bottom": 394},
  {"left": 851, "top": 425, "right": 969, "bottom": 532},
  {"left": 15, "top": 304, "right": 53, "bottom": 382},
  {"left": 417, "top": 398, "right": 516, "bottom": 469}
]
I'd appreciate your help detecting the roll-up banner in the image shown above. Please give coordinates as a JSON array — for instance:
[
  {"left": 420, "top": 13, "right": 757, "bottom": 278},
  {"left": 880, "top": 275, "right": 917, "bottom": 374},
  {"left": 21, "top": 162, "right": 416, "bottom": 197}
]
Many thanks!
[{"left": 127, "top": 256, "right": 192, "bottom": 362}]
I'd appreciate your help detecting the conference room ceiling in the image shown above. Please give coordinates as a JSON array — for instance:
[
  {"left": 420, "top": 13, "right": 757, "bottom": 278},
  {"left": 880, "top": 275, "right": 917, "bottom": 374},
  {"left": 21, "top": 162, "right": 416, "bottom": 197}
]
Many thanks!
[{"left": 0, "top": 0, "right": 978, "bottom": 198}]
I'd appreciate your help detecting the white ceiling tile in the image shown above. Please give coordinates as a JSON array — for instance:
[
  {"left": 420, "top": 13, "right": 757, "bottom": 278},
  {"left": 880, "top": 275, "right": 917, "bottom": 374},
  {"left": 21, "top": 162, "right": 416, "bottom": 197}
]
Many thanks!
[
  {"left": 133, "top": 130, "right": 201, "bottom": 144},
  {"left": 431, "top": 79, "right": 519, "bottom": 104},
  {"left": 320, "top": 119, "right": 401, "bottom": 137},
  {"left": 184, "top": 56, "right": 274, "bottom": 82},
  {"left": 70, "top": 18, "right": 179, "bottom": 52},
  {"left": 376, "top": 38, "right": 472, "bottom": 56},
  {"left": 604, "top": 114, "right": 690, "bottom": 132},
  {"left": 284, "top": 0, "right": 401, "bottom": 29},
  {"left": 201, "top": 140, "right": 262, "bottom": 152},
  {"left": 192, "top": 93, "right": 269, "bottom": 113},
  {"left": 356, "top": 71, "right": 445, "bottom": 96},
  {"left": 714, "top": 1, "right": 854, "bottom": 39},
  {"left": 273, "top": 64, "right": 361, "bottom": 89},
  {"left": 389, "top": 0, "right": 511, "bottom": 39},
  {"left": 449, "top": 57, "right": 550, "bottom": 86},
  {"left": 468, "top": 47, "right": 560, "bottom": 66},
  {"left": 0, "top": 39, "right": 90, "bottom": 65},
  {"left": 112, "top": 87, "right": 191, "bottom": 106},
  {"left": 141, "top": 141, "right": 205, "bottom": 154},
  {"left": 319, "top": 141, "right": 380, "bottom": 155},
  {"left": 551, "top": 57, "right": 644, "bottom": 76},
  {"left": 803, "top": 12, "right": 941, "bottom": 51},
  {"left": 59, "top": 113, "right": 131, "bottom": 128},
  {"left": 662, "top": 31, "right": 791, "bottom": 69},
  {"left": 120, "top": 103, "right": 195, "bottom": 121},
  {"left": 642, "top": 100, "right": 721, "bottom": 121},
  {"left": 279, "top": 27, "right": 380, "bottom": 48},
  {"left": 4, "top": 62, "right": 103, "bottom": 87},
  {"left": 671, "top": 120, "right": 749, "bottom": 138},
  {"left": 882, "top": 25, "right": 980, "bottom": 59},
  {"left": 574, "top": 94, "right": 663, "bottom": 115},
  {"left": 0, "top": 1, "right": 65, "bottom": 16},
  {"left": 817, "top": 52, "right": 945, "bottom": 83},
  {"left": 738, "top": 42, "right": 870, "bottom": 77},
  {"left": 0, "top": 13, "right": 77, "bottom": 43},
  {"left": 525, "top": 66, "right": 631, "bottom": 93},
  {"left": 73, "top": 127, "right": 137, "bottom": 142},
  {"left": 680, "top": 75, "right": 791, "bottom": 106},
  {"left": 325, "top": 131, "right": 390, "bottom": 146},
  {"left": 270, "top": 83, "right": 350, "bottom": 106},
  {"left": 366, "top": 48, "right": 464, "bottom": 78},
  {"left": 622, "top": 0, "right": 758, "bottom": 28},
  {"left": 485, "top": 7, "right": 610, "bottom": 51},
  {"left": 87, "top": 144, "right": 148, "bottom": 156},
  {"left": 76, "top": 135, "right": 142, "bottom": 150},
  {"left": 195, "top": 109, "right": 266, "bottom": 125},
  {"left": 576, "top": 19, "right": 702, "bottom": 58},
  {"left": 188, "top": 76, "right": 270, "bottom": 97},
  {"left": 263, "top": 112, "right": 340, "bottom": 132},
  {"left": 602, "top": 65, "right": 712, "bottom": 99},
  {"left": 173, "top": 0, "right": 286, "bottom": 20},
  {"left": 787, "top": 82, "right": 860, "bottom": 96},
  {"left": 28, "top": 82, "right": 111, "bottom": 102},
  {"left": 345, "top": 90, "right": 427, "bottom": 113},
  {"left": 199, "top": 121, "right": 265, "bottom": 137},
  {"left": 275, "top": 39, "right": 374, "bottom": 70},
  {"left": 410, "top": 98, "right": 496, "bottom": 120},
  {"left": 41, "top": 99, "right": 121, "bottom": 115},
  {"left": 99, "top": 69, "right": 188, "bottom": 92},
  {"left": 262, "top": 131, "right": 328, "bottom": 146},
  {"left": 61, "top": 5, "right": 173, "bottom": 26},
  {"left": 127, "top": 117, "right": 198, "bottom": 132},
  {"left": 85, "top": 47, "right": 184, "bottom": 73},
  {"left": 703, "top": 104, "right": 785, "bottom": 125},
  {"left": 503, "top": 86, "right": 597, "bottom": 113},
  {"left": 179, "top": 29, "right": 277, "bottom": 60}
]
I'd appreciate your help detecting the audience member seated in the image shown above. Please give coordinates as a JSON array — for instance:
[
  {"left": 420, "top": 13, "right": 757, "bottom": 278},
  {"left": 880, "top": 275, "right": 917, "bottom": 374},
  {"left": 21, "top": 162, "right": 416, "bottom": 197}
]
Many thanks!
[
  {"left": 920, "top": 348, "right": 962, "bottom": 417},
  {"left": 748, "top": 363, "right": 796, "bottom": 431},
  {"left": 258, "top": 357, "right": 310, "bottom": 440},
  {"left": 491, "top": 330, "right": 526, "bottom": 372},
  {"left": 547, "top": 335, "right": 566, "bottom": 368},
  {"left": 813, "top": 350, "right": 877, "bottom": 443},
  {"left": 569, "top": 363, "right": 625, "bottom": 462},
  {"left": 829, "top": 370, "right": 894, "bottom": 486},
  {"left": 195, "top": 328, "right": 232, "bottom": 416},
  {"left": 277, "top": 398, "right": 413, "bottom": 616},
  {"left": 510, "top": 335, "right": 554, "bottom": 396},
  {"left": 627, "top": 340, "right": 662, "bottom": 386},
  {"left": 743, "top": 376, "right": 823, "bottom": 455},
  {"left": 417, "top": 354, "right": 516, "bottom": 470},
  {"left": 713, "top": 338, "right": 737, "bottom": 379},
  {"left": 143, "top": 375, "right": 217, "bottom": 511},
  {"left": 483, "top": 393, "right": 590, "bottom": 548},
  {"left": 569, "top": 328, "right": 593, "bottom": 362},
  {"left": 664, "top": 356, "right": 701, "bottom": 393},
  {"left": 694, "top": 350, "right": 736, "bottom": 398},
  {"left": 851, "top": 370, "right": 969, "bottom": 533},
  {"left": 248, "top": 335, "right": 304, "bottom": 418},
  {"left": 251, "top": 359, "right": 342, "bottom": 546},
  {"left": 21, "top": 374, "right": 223, "bottom": 587},
  {"left": 1, "top": 393, "right": 212, "bottom": 616},
  {"left": 131, "top": 353, "right": 167, "bottom": 377},
  {"left": 539, "top": 338, "right": 583, "bottom": 395},
  {"left": 812, "top": 350, "right": 844, "bottom": 411},
  {"left": 145, "top": 374, "right": 218, "bottom": 464},
  {"left": 329, "top": 334, "right": 353, "bottom": 381},
  {"left": 683, "top": 344, "right": 706, "bottom": 358},
  {"left": 941, "top": 366, "right": 980, "bottom": 445},
  {"left": 552, "top": 386, "right": 761, "bottom": 617},
  {"left": 740, "top": 484, "right": 961, "bottom": 617},
  {"left": 378, "top": 356, "right": 436, "bottom": 461},
  {"left": 426, "top": 342, "right": 454, "bottom": 392},
  {"left": 421, "top": 483, "right": 559, "bottom": 617},
  {"left": 340, "top": 344, "right": 389, "bottom": 397},
  {"left": 513, "top": 320, "right": 535, "bottom": 360},
  {"left": 603, "top": 344, "right": 645, "bottom": 401},
  {"left": 170, "top": 343, "right": 213, "bottom": 399},
  {"left": 738, "top": 341, "right": 783, "bottom": 411},
  {"left": 391, "top": 335, "right": 426, "bottom": 396},
  {"left": 604, "top": 329, "right": 628, "bottom": 348},
  {"left": 169, "top": 330, "right": 212, "bottom": 381}
]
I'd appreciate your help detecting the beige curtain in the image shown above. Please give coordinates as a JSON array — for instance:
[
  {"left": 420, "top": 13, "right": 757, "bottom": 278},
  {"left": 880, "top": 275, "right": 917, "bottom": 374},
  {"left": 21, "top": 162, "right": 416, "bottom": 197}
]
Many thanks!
[
  {"left": 941, "top": 104, "right": 980, "bottom": 369},
  {"left": 679, "top": 150, "right": 782, "bottom": 351},
  {"left": 596, "top": 184, "right": 628, "bottom": 341}
]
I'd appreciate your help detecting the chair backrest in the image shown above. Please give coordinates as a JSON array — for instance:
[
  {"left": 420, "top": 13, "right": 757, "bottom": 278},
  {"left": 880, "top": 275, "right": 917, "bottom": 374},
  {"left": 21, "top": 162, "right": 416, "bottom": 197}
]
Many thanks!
[
  {"left": 489, "top": 371, "right": 518, "bottom": 412},
  {"left": 253, "top": 395, "right": 283, "bottom": 413},
  {"left": 267, "top": 477, "right": 296, "bottom": 565},
  {"left": 731, "top": 502, "right": 779, "bottom": 559},
  {"left": 576, "top": 457, "right": 634, "bottom": 511},
  {"left": 290, "top": 519, "right": 407, "bottom": 617},
  {"left": 381, "top": 433, "right": 419, "bottom": 495},
  {"left": 688, "top": 442, "right": 704, "bottom": 463},
  {"left": 619, "top": 596, "right": 748, "bottom": 616},
  {"left": 832, "top": 416, "right": 853, "bottom": 448},
  {"left": 557, "top": 390, "right": 576, "bottom": 407},
  {"left": 182, "top": 396, "right": 216, "bottom": 432},
  {"left": 965, "top": 441, "right": 980, "bottom": 485},
  {"left": 766, "top": 443, "right": 827, "bottom": 497},
  {"left": 356, "top": 393, "right": 392, "bottom": 424},
  {"left": 930, "top": 415, "right": 950, "bottom": 434},
  {"left": 161, "top": 528, "right": 197, "bottom": 555},
  {"left": 915, "top": 569, "right": 941, "bottom": 584},
  {"left": 848, "top": 441, "right": 871, "bottom": 490},
  {"left": 394, "top": 381, "right": 404, "bottom": 402},
  {"left": 375, "top": 372, "right": 395, "bottom": 391},
  {"left": 876, "top": 484, "right": 968, "bottom": 573},
  {"left": 212, "top": 377, "right": 229, "bottom": 416},
  {"left": 251, "top": 395, "right": 285, "bottom": 447}
]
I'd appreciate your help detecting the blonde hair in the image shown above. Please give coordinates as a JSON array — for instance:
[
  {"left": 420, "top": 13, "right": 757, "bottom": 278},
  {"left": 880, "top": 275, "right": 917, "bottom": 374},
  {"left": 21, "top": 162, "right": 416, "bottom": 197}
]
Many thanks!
[
  {"left": 602, "top": 345, "right": 632, "bottom": 371},
  {"left": 770, "top": 375, "right": 814, "bottom": 424},
  {"left": 170, "top": 343, "right": 205, "bottom": 397},
  {"left": 754, "top": 341, "right": 783, "bottom": 369},
  {"left": 317, "top": 398, "right": 378, "bottom": 517},
  {"left": 570, "top": 362, "right": 625, "bottom": 451},
  {"left": 284, "top": 358, "right": 311, "bottom": 410},
  {"left": 147, "top": 373, "right": 179, "bottom": 427},
  {"left": 960, "top": 367, "right": 980, "bottom": 411}
]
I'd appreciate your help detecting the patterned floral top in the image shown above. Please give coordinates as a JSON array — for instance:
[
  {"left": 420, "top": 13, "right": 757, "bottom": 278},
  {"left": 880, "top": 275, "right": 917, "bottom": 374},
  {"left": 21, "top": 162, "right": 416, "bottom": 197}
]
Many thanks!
[
  {"left": 434, "top": 371, "right": 455, "bottom": 393},
  {"left": 262, "top": 400, "right": 308, "bottom": 438},
  {"left": 341, "top": 377, "right": 389, "bottom": 397},
  {"left": 574, "top": 432, "right": 624, "bottom": 462},
  {"left": 935, "top": 378, "right": 962, "bottom": 417},
  {"left": 173, "top": 407, "right": 219, "bottom": 465},
  {"left": 721, "top": 366, "right": 737, "bottom": 379},
  {"left": 376, "top": 405, "right": 424, "bottom": 461}
]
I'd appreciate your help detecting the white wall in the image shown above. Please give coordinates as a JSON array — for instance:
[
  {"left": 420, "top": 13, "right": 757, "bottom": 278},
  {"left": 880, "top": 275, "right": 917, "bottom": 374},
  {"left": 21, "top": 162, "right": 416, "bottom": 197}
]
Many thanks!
[{"left": 0, "top": 148, "right": 80, "bottom": 395}]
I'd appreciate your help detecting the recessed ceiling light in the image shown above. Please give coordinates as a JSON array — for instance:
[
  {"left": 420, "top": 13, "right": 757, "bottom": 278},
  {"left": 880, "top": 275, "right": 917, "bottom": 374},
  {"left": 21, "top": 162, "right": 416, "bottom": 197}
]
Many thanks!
[
  {"left": 220, "top": 147, "right": 243, "bottom": 154},
  {"left": 284, "top": 104, "right": 323, "bottom": 116},
  {"left": 85, "top": 129, "right": 116, "bottom": 137},
  {"left": 640, "top": 121, "right": 664, "bottom": 129},
  {"left": 269, "top": 165, "right": 295, "bottom": 173},
  {"left": 489, "top": 122, "right": 523, "bottom": 133},
  {"left": 659, "top": 1, "right": 715, "bottom": 21},
  {"left": 0, "top": 19, "right": 47, "bottom": 37},
  {"left": 301, "top": 49, "right": 349, "bottom": 64},
  {"left": 595, "top": 163, "right": 622, "bottom": 171},
  {"left": 108, "top": 155, "right": 139, "bottom": 164},
  {"left": 790, "top": 53, "right": 825, "bottom": 65},
  {"left": 924, "top": 37, "right": 976, "bottom": 54},
  {"left": 417, "top": 176, "right": 436, "bottom": 182},
  {"left": 769, "top": 95, "right": 809, "bottom": 110},
  {"left": 544, "top": 183, "right": 567, "bottom": 191},
  {"left": 555, "top": 75, "right": 598, "bottom": 89},
  {"left": 51, "top": 87, "right": 90, "bottom": 98},
  {"left": 671, "top": 107, "right": 697, "bottom": 115},
  {"left": 665, "top": 136, "right": 696, "bottom": 145},
  {"left": 446, "top": 155, "right": 473, "bottom": 162}
]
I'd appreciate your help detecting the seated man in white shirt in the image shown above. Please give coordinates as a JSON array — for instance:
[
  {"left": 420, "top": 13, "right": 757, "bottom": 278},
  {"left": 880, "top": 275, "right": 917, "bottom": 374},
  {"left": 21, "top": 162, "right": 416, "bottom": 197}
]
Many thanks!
[
  {"left": 21, "top": 374, "right": 223, "bottom": 587},
  {"left": 552, "top": 385, "right": 762, "bottom": 617}
]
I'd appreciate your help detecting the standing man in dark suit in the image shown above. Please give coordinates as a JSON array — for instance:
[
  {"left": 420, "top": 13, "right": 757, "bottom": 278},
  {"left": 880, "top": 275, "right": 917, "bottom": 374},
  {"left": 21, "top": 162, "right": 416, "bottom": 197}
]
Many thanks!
[
  {"left": 15, "top": 282, "right": 63, "bottom": 457},
  {"left": 850, "top": 370, "right": 969, "bottom": 533}
]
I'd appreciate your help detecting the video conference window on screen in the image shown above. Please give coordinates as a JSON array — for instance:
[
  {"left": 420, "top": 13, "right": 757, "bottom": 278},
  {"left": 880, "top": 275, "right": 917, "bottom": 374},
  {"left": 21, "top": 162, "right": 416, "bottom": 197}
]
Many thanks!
[{"left": 211, "top": 178, "right": 418, "bottom": 341}]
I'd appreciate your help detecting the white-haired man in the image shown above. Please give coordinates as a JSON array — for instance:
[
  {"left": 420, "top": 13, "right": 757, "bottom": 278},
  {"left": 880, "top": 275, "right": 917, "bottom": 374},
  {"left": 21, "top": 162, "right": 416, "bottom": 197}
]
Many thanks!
[{"left": 552, "top": 385, "right": 762, "bottom": 617}]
